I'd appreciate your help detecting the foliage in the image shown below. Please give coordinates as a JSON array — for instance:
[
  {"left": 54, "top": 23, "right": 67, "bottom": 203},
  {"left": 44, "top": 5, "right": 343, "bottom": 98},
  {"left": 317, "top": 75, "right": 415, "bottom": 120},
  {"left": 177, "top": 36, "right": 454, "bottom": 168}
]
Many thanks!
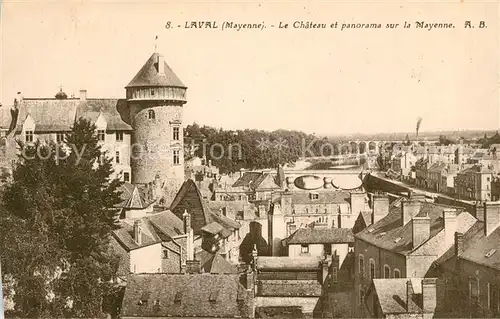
[
  {"left": 0, "top": 118, "right": 123, "bottom": 318},
  {"left": 438, "top": 135, "right": 454, "bottom": 146},
  {"left": 477, "top": 131, "right": 500, "bottom": 148},
  {"left": 184, "top": 123, "right": 345, "bottom": 174}
]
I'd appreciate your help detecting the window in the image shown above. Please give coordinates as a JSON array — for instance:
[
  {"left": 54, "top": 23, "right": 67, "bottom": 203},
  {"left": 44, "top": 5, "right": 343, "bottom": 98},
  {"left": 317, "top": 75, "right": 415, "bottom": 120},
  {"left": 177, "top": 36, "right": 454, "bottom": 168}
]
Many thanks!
[
  {"left": 394, "top": 269, "right": 401, "bottom": 278},
  {"left": 124, "top": 172, "right": 130, "bottom": 182},
  {"left": 173, "top": 127, "right": 180, "bottom": 141},
  {"left": 301, "top": 244, "right": 309, "bottom": 254},
  {"left": 332, "top": 267, "right": 338, "bottom": 283},
  {"left": 310, "top": 193, "right": 319, "bottom": 200},
  {"left": 25, "top": 131, "right": 33, "bottom": 143},
  {"left": 115, "top": 151, "right": 120, "bottom": 164},
  {"left": 359, "top": 255, "right": 365, "bottom": 277},
  {"left": 150, "top": 89, "right": 155, "bottom": 96},
  {"left": 163, "top": 250, "right": 169, "bottom": 259},
  {"left": 97, "top": 130, "right": 105, "bottom": 141},
  {"left": 148, "top": 110, "right": 155, "bottom": 119},
  {"left": 56, "top": 133, "right": 65, "bottom": 143},
  {"left": 173, "top": 150, "right": 180, "bottom": 165},
  {"left": 384, "top": 265, "right": 390, "bottom": 278},
  {"left": 324, "top": 244, "right": 332, "bottom": 255},
  {"left": 369, "top": 259, "right": 375, "bottom": 279},
  {"left": 116, "top": 131, "right": 123, "bottom": 141}
]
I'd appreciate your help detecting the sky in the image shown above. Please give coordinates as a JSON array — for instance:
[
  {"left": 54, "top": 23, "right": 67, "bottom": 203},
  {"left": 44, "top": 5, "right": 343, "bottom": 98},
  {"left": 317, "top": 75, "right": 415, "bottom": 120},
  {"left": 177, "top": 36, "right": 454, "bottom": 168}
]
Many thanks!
[{"left": 1, "top": 0, "right": 499, "bottom": 136}]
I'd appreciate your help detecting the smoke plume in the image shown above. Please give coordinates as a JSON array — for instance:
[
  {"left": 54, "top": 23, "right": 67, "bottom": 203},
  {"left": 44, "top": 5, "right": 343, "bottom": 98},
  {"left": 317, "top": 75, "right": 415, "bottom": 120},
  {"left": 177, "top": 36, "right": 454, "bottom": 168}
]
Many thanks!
[{"left": 416, "top": 117, "right": 423, "bottom": 138}]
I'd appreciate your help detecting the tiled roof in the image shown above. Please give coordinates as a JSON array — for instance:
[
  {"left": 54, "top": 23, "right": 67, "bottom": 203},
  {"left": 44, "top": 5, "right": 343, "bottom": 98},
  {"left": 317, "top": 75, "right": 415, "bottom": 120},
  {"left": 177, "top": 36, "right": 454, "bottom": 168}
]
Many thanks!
[
  {"left": 285, "top": 228, "right": 354, "bottom": 244},
  {"left": 355, "top": 200, "right": 474, "bottom": 255},
  {"left": 126, "top": 53, "right": 186, "bottom": 88},
  {"left": 195, "top": 250, "right": 238, "bottom": 274},
  {"left": 255, "top": 256, "right": 322, "bottom": 271},
  {"left": 371, "top": 278, "right": 425, "bottom": 314},
  {"left": 0, "top": 99, "right": 133, "bottom": 132},
  {"left": 120, "top": 273, "right": 250, "bottom": 318},
  {"left": 112, "top": 210, "right": 184, "bottom": 251}
]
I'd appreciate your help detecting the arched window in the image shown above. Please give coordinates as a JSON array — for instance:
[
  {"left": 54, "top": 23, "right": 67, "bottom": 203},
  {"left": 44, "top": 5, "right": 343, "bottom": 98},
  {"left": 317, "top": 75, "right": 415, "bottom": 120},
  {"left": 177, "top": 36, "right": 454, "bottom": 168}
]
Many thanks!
[
  {"left": 148, "top": 110, "right": 155, "bottom": 119},
  {"left": 359, "top": 254, "right": 365, "bottom": 277},
  {"left": 369, "top": 259, "right": 375, "bottom": 279},
  {"left": 394, "top": 268, "right": 401, "bottom": 278},
  {"left": 384, "top": 265, "right": 390, "bottom": 278}
]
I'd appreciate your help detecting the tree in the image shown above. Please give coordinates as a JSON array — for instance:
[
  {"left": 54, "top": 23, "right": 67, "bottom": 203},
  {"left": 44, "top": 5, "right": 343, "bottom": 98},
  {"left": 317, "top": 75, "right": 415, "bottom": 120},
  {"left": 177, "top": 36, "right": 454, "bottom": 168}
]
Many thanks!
[{"left": 0, "top": 118, "right": 122, "bottom": 318}]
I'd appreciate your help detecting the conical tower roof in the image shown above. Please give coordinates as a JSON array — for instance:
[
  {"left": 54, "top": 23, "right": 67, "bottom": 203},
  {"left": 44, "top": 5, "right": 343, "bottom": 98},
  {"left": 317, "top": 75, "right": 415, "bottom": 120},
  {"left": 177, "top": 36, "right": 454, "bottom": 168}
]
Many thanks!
[{"left": 126, "top": 52, "right": 186, "bottom": 88}]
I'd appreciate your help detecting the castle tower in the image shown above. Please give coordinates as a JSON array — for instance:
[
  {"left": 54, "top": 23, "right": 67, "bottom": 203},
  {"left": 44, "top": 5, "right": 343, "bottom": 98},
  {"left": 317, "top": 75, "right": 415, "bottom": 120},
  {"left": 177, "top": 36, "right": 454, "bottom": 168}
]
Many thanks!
[{"left": 126, "top": 52, "right": 187, "bottom": 204}]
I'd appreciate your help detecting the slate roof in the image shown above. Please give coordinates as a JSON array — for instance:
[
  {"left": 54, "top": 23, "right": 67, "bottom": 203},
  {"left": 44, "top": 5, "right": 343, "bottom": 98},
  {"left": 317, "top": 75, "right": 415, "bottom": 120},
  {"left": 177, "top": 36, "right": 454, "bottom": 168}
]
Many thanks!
[
  {"left": 433, "top": 220, "right": 484, "bottom": 272},
  {"left": 255, "top": 256, "right": 322, "bottom": 271},
  {"left": 112, "top": 210, "right": 185, "bottom": 251},
  {"left": 285, "top": 228, "right": 354, "bottom": 245},
  {"left": 0, "top": 99, "right": 133, "bottom": 133},
  {"left": 371, "top": 278, "right": 425, "bottom": 314},
  {"left": 116, "top": 182, "right": 152, "bottom": 209},
  {"left": 126, "top": 52, "right": 186, "bottom": 88},
  {"left": 459, "top": 222, "right": 500, "bottom": 271},
  {"left": 232, "top": 172, "right": 280, "bottom": 189},
  {"left": 355, "top": 200, "right": 476, "bottom": 255},
  {"left": 120, "top": 273, "right": 250, "bottom": 318},
  {"left": 195, "top": 250, "right": 238, "bottom": 274}
]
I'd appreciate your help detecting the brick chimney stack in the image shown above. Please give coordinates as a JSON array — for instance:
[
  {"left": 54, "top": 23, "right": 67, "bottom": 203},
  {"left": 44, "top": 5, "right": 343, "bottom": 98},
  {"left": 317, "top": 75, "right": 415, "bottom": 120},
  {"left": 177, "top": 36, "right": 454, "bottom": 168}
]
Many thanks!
[
  {"left": 422, "top": 278, "right": 437, "bottom": 313},
  {"left": 402, "top": 200, "right": 421, "bottom": 225},
  {"left": 134, "top": 219, "right": 143, "bottom": 245},
  {"left": 412, "top": 214, "right": 430, "bottom": 248},
  {"left": 454, "top": 232, "right": 464, "bottom": 256},
  {"left": 443, "top": 208, "right": 457, "bottom": 248},
  {"left": 372, "top": 194, "right": 389, "bottom": 224}
]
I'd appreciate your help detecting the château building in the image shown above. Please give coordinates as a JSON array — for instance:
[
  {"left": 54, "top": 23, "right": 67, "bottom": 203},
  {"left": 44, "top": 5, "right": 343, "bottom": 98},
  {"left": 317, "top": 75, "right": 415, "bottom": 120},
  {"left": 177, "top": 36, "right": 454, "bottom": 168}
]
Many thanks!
[{"left": 0, "top": 51, "right": 187, "bottom": 205}]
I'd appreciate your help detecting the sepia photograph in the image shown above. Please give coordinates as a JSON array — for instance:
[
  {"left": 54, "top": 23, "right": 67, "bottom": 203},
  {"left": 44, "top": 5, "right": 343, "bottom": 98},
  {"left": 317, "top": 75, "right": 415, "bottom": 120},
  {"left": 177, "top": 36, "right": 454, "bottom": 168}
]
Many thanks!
[{"left": 0, "top": 0, "right": 499, "bottom": 318}]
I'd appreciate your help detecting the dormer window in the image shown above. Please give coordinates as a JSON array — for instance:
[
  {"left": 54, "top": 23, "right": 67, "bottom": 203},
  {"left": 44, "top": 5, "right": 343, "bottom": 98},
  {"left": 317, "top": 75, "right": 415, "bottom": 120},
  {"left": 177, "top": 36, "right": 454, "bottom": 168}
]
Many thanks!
[
  {"left": 25, "top": 130, "right": 34, "bottom": 143},
  {"left": 148, "top": 110, "right": 155, "bottom": 119}
]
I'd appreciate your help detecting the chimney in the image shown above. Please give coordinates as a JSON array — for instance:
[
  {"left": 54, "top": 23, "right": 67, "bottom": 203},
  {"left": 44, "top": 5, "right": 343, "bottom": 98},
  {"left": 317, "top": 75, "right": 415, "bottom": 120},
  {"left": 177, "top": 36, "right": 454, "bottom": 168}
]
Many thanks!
[
  {"left": 412, "top": 214, "right": 430, "bottom": 248},
  {"left": 134, "top": 219, "right": 143, "bottom": 245},
  {"left": 183, "top": 210, "right": 194, "bottom": 261},
  {"left": 79, "top": 89, "right": 87, "bottom": 101},
  {"left": 322, "top": 258, "right": 329, "bottom": 284},
  {"left": 157, "top": 54, "right": 165, "bottom": 75},
  {"left": 484, "top": 202, "right": 500, "bottom": 236},
  {"left": 350, "top": 192, "right": 365, "bottom": 215},
  {"left": 443, "top": 209, "right": 457, "bottom": 248},
  {"left": 454, "top": 232, "right": 464, "bottom": 256},
  {"left": 372, "top": 194, "right": 389, "bottom": 224},
  {"left": 406, "top": 279, "right": 418, "bottom": 313},
  {"left": 421, "top": 278, "right": 437, "bottom": 313},
  {"left": 402, "top": 200, "right": 421, "bottom": 225}
]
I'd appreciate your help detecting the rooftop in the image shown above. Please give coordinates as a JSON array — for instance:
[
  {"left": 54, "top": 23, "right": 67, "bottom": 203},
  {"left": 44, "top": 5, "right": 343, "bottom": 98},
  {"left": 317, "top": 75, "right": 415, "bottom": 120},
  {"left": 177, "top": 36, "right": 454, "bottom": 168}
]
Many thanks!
[
  {"left": 120, "top": 273, "right": 250, "bottom": 318},
  {"left": 285, "top": 228, "right": 354, "bottom": 245},
  {"left": 126, "top": 52, "right": 186, "bottom": 88}
]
